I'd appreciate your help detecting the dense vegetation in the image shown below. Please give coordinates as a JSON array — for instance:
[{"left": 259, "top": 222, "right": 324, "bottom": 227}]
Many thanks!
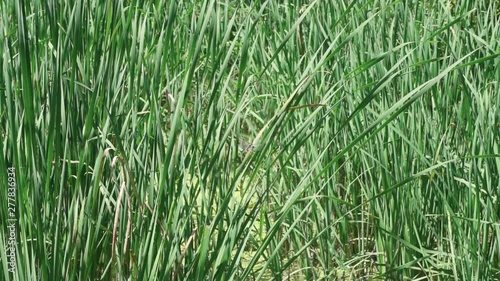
[{"left": 1, "top": 0, "right": 499, "bottom": 280}]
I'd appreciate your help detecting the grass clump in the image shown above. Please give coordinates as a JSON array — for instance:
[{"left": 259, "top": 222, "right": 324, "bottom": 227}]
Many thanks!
[{"left": 1, "top": 0, "right": 499, "bottom": 280}]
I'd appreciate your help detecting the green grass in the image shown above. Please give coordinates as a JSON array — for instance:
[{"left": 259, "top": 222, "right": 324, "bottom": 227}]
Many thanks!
[{"left": 1, "top": 0, "right": 499, "bottom": 280}]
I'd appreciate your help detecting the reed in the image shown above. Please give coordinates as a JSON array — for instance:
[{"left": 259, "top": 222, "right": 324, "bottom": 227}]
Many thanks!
[{"left": 0, "top": 0, "right": 498, "bottom": 280}]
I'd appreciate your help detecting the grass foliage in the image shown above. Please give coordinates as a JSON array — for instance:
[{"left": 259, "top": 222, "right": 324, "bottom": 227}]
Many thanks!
[{"left": 1, "top": 0, "right": 499, "bottom": 280}]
